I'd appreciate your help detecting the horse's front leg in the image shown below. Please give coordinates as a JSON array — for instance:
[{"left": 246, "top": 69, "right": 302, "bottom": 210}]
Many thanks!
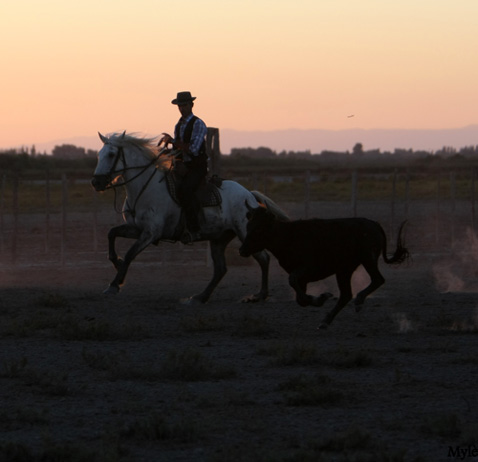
[
  {"left": 182, "top": 233, "right": 235, "bottom": 304},
  {"left": 105, "top": 228, "right": 155, "bottom": 295},
  {"left": 107, "top": 224, "right": 141, "bottom": 270}
]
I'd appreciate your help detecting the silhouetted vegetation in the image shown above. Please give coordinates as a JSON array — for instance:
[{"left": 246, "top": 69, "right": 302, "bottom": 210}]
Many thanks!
[
  {"left": 1, "top": 143, "right": 478, "bottom": 178},
  {"left": 0, "top": 145, "right": 97, "bottom": 177},
  {"left": 225, "top": 144, "right": 478, "bottom": 175}
]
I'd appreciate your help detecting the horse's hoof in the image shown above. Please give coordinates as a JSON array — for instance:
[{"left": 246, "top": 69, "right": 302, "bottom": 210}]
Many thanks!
[
  {"left": 180, "top": 296, "right": 204, "bottom": 306},
  {"left": 103, "top": 285, "right": 119, "bottom": 295},
  {"left": 241, "top": 293, "right": 266, "bottom": 303},
  {"left": 318, "top": 322, "right": 329, "bottom": 330}
]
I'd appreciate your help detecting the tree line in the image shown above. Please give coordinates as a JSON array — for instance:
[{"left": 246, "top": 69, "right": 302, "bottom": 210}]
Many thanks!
[{"left": 1, "top": 142, "right": 478, "bottom": 175}]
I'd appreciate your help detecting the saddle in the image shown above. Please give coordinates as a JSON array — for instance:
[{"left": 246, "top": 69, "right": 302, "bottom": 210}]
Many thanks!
[{"left": 165, "top": 171, "right": 223, "bottom": 207}]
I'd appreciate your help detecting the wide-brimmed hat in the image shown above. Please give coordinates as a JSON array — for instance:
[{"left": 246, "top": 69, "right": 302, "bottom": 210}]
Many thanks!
[{"left": 171, "top": 91, "right": 196, "bottom": 105}]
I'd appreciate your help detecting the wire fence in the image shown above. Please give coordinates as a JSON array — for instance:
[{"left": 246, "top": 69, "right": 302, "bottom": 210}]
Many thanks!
[{"left": 1, "top": 169, "right": 478, "bottom": 267}]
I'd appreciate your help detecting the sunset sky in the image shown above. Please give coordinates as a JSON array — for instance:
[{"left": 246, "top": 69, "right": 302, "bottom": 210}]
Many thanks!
[{"left": 1, "top": 0, "right": 477, "bottom": 151}]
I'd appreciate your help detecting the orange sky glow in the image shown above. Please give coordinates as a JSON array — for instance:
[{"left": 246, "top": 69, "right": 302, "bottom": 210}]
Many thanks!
[{"left": 1, "top": 0, "right": 477, "bottom": 151}]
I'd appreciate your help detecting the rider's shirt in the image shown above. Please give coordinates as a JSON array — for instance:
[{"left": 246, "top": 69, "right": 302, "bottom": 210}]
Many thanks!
[{"left": 174, "top": 113, "right": 207, "bottom": 162}]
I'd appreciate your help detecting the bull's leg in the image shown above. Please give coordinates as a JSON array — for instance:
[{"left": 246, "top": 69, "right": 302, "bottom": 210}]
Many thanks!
[
  {"left": 354, "top": 259, "right": 385, "bottom": 311},
  {"left": 289, "top": 272, "right": 311, "bottom": 306},
  {"left": 289, "top": 271, "right": 333, "bottom": 307},
  {"left": 183, "top": 231, "right": 235, "bottom": 304},
  {"left": 320, "top": 271, "right": 354, "bottom": 328},
  {"left": 242, "top": 250, "right": 270, "bottom": 302},
  {"left": 105, "top": 229, "right": 155, "bottom": 294},
  {"left": 107, "top": 224, "right": 141, "bottom": 270}
]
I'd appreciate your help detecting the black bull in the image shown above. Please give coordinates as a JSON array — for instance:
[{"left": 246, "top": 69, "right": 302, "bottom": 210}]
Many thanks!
[{"left": 239, "top": 205, "right": 409, "bottom": 328}]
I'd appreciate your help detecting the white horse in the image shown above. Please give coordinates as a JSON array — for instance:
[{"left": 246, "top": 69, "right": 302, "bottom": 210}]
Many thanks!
[{"left": 91, "top": 131, "right": 288, "bottom": 303}]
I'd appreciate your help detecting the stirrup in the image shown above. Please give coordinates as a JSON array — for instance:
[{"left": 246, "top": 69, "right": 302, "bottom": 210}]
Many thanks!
[{"left": 180, "top": 230, "right": 199, "bottom": 245}]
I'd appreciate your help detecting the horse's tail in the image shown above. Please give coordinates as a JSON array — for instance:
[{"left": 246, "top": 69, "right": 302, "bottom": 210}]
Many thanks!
[
  {"left": 382, "top": 220, "right": 410, "bottom": 265},
  {"left": 250, "top": 190, "right": 290, "bottom": 222}
]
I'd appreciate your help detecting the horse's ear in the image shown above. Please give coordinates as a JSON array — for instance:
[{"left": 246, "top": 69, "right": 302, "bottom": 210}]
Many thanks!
[{"left": 98, "top": 132, "right": 108, "bottom": 144}]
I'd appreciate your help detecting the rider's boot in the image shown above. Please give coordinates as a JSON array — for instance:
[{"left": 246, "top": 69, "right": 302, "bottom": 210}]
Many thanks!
[{"left": 180, "top": 204, "right": 201, "bottom": 245}]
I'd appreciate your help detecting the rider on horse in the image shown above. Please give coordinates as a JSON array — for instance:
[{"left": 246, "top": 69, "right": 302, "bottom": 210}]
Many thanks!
[{"left": 159, "top": 91, "right": 208, "bottom": 244}]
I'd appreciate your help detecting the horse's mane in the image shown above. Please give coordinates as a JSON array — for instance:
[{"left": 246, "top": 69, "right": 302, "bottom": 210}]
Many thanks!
[{"left": 105, "top": 132, "right": 172, "bottom": 170}]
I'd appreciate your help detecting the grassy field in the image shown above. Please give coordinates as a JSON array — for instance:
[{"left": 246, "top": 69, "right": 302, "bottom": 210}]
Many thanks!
[{"left": 0, "top": 169, "right": 475, "bottom": 214}]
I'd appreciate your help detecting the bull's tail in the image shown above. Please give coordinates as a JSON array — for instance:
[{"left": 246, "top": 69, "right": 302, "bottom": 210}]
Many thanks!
[
  {"left": 382, "top": 220, "right": 410, "bottom": 265},
  {"left": 250, "top": 190, "right": 290, "bottom": 222}
]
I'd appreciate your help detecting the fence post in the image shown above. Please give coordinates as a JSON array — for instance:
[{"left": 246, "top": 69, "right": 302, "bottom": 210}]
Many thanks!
[
  {"left": 351, "top": 171, "right": 358, "bottom": 217},
  {"left": 45, "top": 169, "right": 51, "bottom": 253},
  {"left": 405, "top": 170, "right": 410, "bottom": 220},
  {"left": 61, "top": 173, "right": 68, "bottom": 266},
  {"left": 12, "top": 175, "right": 19, "bottom": 264},
  {"left": 391, "top": 169, "right": 397, "bottom": 240},
  {"left": 472, "top": 168, "right": 477, "bottom": 236},
  {"left": 0, "top": 174, "right": 5, "bottom": 256},
  {"left": 206, "top": 127, "right": 221, "bottom": 175},
  {"left": 304, "top": 170, "right": 310, "bottom": 218},
  {"left": 92, "top": 189, "right": 98, "bottom": 253},
  {"left": 450, "top": 171, "right": 456, "bottom": 248},
  {"left": 436, "top": 173, "right": 441, "bottom": 244},
  {"left": 252, "top": 172, "right": 258, "bottom": 191}
]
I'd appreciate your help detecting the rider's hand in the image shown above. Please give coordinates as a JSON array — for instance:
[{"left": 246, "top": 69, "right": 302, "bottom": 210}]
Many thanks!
[
  {"left": 159, "top": 133, "right": 173, "bottom": 146},
  {"left": 173, "top": 140, "right": 189, "bottom": 151}
]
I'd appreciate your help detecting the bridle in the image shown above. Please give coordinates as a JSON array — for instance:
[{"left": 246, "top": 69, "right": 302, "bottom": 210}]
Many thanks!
[
  {"left": 101, "top": 144, "right": 160, "bottom": 189},
  {"left": 99, "top": 143, "right": 163, "bottom": 217}
]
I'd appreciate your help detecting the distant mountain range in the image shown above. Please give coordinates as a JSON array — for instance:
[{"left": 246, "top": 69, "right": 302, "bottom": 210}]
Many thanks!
[{"left": 34, "top": 125, "right": 478, "bottom": 155}]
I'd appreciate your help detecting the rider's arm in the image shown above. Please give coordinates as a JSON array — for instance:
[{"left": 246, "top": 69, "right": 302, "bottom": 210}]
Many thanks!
[{"left": 187, "top": 118, "right": 207, "bottom": 156}]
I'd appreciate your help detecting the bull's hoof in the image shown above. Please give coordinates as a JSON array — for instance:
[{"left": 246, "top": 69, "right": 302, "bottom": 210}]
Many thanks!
[
  {"left": 103, "top": 285, "right": 120, "bottom": 295},
  {"left": 313, "top": 292, "right": 334, "bottom": 307}
]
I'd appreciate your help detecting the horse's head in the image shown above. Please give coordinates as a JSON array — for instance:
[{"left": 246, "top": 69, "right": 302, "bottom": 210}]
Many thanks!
[{"left": 91, "top": 132, "right": 126, "bottom": 191}]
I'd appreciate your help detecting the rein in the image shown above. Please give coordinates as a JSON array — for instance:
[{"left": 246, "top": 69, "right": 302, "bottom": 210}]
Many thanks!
[{"left": 104, "top": 146, "right": 159, "bottom": 190}]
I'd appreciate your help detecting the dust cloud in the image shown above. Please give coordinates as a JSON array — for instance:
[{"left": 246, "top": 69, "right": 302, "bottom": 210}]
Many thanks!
[{"left": 433, "top": 228, "right": 478, "bottom": 293}]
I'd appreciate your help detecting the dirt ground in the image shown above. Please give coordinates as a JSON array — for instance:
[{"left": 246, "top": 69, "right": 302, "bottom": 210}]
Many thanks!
[{"left": 1, "top": 205, "right": 478, "bottom": 461}]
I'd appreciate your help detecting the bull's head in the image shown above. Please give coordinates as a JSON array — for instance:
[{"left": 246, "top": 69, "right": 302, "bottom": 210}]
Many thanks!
[{"left": 239, "top": 201, "right": 274, "bottom": 257}]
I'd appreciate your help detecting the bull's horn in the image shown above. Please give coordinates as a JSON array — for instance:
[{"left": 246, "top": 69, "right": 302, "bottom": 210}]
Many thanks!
[
  {"left": 98, "top": 132, "right": 108, "bottom": 144},
  {"left": 120, "top": 130, "right": 126, "bottom": 139}
]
